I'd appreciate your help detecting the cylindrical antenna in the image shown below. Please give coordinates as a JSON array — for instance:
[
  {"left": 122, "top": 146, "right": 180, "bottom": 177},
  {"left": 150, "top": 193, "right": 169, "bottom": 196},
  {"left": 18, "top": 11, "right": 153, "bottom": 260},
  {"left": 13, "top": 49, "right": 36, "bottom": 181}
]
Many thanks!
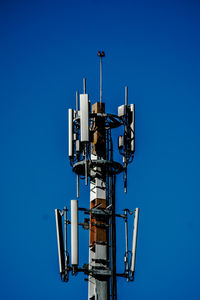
[
  {"left": 76, "top": 91, "right": 79, "bottom": 111},
  {"left": 130, "top": 208, "right": 139, "bottom": 278},
  {"left": 125, "top": 86, "right": 128, "bottom": 105},
  {"left": 83, "top": 78, "right": 86, "bottom": 94},
  {"left": 71, "top": 200, "right": 79, "bottom": 267},
  {"left": 68, "top": 109, "right": 73, "bottom": 157},
  {"left": 97, "top": 51, "right": 105, "bottom": 104}
]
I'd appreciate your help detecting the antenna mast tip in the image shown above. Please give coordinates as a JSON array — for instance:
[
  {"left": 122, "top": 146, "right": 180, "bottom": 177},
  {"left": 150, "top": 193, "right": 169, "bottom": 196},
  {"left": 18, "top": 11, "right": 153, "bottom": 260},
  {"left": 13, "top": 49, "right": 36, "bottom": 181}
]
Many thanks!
[{"left": 97, "top": 51, "right": 105, "bottom": 57}]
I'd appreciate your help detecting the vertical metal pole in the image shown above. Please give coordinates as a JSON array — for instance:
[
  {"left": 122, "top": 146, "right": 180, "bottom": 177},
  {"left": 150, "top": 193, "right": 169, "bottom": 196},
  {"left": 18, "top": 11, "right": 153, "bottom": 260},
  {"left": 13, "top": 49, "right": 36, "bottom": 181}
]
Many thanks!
[
  {"left": 97, "top": 50, "right": 105, "bottom": 108},
  {"left": 100, "top": 57, "right": 102, "bottom": 104},
  {"left": 83, "top": 78, "right": 86, "bottom": 94},
  {"left": 77, "top": 175, "right": 80, "bottom": 198},
  {"left": 83, "top": 78, "right": 88, "bottom": 185},
  {"left": 125, "top": 86, "right": 128, "bottom": 106},
  {"left": 76, "top": 91, "right": 79, "bottom": 111},
  {"left": 124, "top": 86, "right": 128, "bottom": 193},
  {"left": 110, "top": 174, "right": 117, "bottom": 300},
  {"left": 85, "top": 144, "right": 88, "bottom": 186},
  {"left": 64, "top": 207, "right": 67, "bottom": 260},
  {"left": 64, "top": 207, "right": 69, "bottom": 281},
  {"left": 124, "top": 166, "right": 127, "bottom": 194},
  {"left": 124, "top": 210, "right": 129, "bottom": 276},
  {"left": 106, "top": 128, "right": 110, "bottom": 299},
  {"left": 89, "top": 100, "right": 108, "bottom": 300},
  {"left": 76, "top": 91, "right": 80, "bottom": 197},
  {"left": 114, "top": 175, "right": 117, "bottom": 299},
  {"left": 110, "top": 175, "right": 114, "bottom": 300}
]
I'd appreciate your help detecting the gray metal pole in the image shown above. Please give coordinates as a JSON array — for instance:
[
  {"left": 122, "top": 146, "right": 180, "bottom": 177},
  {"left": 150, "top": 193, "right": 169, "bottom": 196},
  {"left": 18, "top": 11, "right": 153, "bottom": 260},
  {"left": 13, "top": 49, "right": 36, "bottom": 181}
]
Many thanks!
[
  {"left": 76, "top": 91, "right": 80, "bottom": 197},
  {"left": 100, "top": 57, "right": 102, "bottom": 104},
  {"left": 64, "top": 207, "right": 69, "bottom": 281},
  {"left": 110, "top": 174, "right": 117, "bottom": 300},
  {"left": 125, "top": 86, "right": 128, "bottom": 105},
  {"left": 83, "top": 78, "right": 86, "bottom": 94},
  {"left": 77, "top": 175, "right": 79, "bottom": 198},
  {"left": 85, "top": 144, "right": 88, "bottom": 186},
  {"left": 124, "top": 86, "right": 128, "bottom": 193},
  {"left": 124, "top": 210, "right": 129, "bottom": 275},
  {"left": 64, "top": 207, "right": 67, "bottom": 260},
  {"left": 76, "top": 91, "right": 79, "bottom": 111}
]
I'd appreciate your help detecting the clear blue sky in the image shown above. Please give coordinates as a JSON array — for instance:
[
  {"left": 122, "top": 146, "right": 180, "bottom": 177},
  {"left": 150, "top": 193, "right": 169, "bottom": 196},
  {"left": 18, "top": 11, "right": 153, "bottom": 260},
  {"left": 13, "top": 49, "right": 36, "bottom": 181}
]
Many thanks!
[{"left": 0, "top": 0, "right": 200, "bottom": 299}]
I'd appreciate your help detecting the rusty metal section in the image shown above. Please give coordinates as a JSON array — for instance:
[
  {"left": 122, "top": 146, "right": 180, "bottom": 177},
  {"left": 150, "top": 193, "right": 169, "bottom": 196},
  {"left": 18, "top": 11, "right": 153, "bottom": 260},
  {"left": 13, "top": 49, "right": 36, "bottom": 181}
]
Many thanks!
[{"left": 90, "top": 102, "right": 108, "bottom": 248}]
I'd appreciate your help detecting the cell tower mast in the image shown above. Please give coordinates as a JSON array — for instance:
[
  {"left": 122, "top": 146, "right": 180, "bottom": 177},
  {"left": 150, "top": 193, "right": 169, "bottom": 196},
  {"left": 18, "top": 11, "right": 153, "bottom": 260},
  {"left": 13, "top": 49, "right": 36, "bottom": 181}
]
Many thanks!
[{"left": 55, "top": 52, "right": 139, "bottom": 300}]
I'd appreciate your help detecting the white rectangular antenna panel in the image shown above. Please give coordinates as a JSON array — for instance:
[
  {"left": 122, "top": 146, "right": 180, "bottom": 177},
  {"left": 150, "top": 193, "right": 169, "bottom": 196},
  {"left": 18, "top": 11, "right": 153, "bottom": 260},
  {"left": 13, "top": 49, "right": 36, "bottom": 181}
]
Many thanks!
[
  {"left": 131, "top": 207, "right": 139, "bottom": 276},
  {"left": 68, "top": 109, "right": 73, "bottom": 157},
  {"left": 130, "top": 104, "right": 135, "bottom": 153},
  {"left": 118, "top": 104, "right": 126, "bottom": 117},
  {"left": 71, "top": 200, "right": 79, "bottom": 266},
  {"left": 55, "top": 209, "right": 65, "bottom": 274},
  {"left": 80, "top": 94, "right": 89, "bottom": 142}
]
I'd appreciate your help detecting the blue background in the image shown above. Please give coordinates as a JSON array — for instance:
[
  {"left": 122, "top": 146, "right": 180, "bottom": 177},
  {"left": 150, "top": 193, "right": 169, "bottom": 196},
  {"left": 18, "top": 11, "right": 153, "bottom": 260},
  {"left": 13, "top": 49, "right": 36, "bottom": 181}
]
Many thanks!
[{"left": 0, "top": 0, "right": 200, "bottom": 299}]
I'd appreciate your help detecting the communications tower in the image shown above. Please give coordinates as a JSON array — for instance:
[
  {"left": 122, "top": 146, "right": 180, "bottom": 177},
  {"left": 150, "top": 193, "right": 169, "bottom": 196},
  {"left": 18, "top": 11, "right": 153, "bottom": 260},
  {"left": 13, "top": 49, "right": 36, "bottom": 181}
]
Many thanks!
[{"left": 55, "top": 52, "right": 139, "bottom": 300}]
